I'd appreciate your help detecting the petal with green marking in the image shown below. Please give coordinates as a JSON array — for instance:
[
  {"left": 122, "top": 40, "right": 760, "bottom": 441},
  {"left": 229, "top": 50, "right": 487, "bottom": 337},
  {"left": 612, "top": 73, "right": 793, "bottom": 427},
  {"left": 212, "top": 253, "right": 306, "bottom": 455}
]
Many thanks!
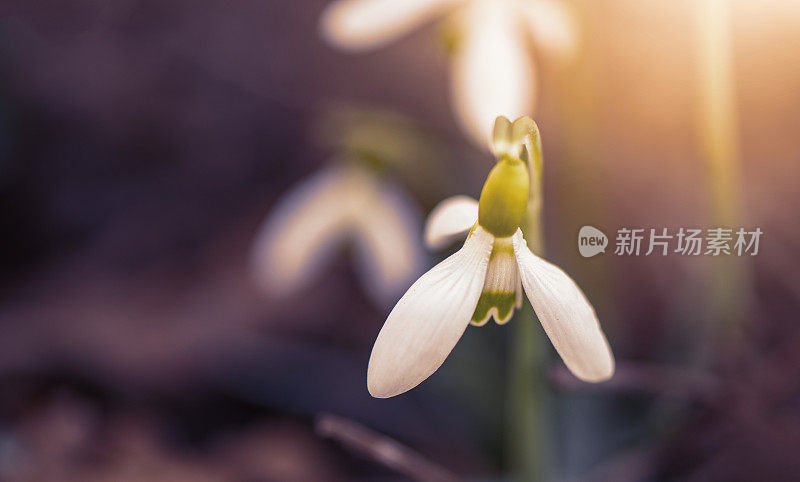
[{"left": 471, "top": 236, "right": 521, "bottom": 325}]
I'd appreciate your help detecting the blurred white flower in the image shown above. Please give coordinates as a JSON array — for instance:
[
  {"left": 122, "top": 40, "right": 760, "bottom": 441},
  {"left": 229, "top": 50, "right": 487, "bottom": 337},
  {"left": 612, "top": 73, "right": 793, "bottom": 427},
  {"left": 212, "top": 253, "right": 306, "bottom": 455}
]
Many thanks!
[
  {"left": 320, "top": 0, "right": 576, "bottom": 147},
  {"left": 367, "top": 116, "right": 613, "bottom": 398},
  {"left": 251, "top": 163, "right": 426, "bottom": 305}
]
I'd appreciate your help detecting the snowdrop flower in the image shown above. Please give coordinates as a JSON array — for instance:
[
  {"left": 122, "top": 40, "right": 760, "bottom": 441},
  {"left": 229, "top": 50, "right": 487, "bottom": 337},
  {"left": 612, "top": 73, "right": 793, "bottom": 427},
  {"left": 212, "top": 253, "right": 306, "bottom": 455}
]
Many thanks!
[
  {"left": 368, "top": 116, "right": 613, "bottom": 398},
  {"left": 320, "top": 0, "right": 576, "bottom": 147},
  {"left": 252, "top": 161, "right": 426, "bottom": 305}
]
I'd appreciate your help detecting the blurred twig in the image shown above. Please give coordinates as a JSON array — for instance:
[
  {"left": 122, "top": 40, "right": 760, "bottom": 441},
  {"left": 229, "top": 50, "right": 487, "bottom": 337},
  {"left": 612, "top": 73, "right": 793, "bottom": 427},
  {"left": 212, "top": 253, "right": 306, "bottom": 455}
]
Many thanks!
[{"left": 315, "top": 413, "right": 459, "bottom": 482}]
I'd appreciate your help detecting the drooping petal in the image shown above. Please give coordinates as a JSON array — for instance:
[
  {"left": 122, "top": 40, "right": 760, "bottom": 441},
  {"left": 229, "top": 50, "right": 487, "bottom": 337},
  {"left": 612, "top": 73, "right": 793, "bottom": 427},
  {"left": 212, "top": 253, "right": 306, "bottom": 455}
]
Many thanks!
[
  {"left": 424, "top": 195, "right": 479, "bottom": 249},
  {"left": 517, "top": 0, "right": 577, "bottom": 58},
  {"left": 451, "top": 0, "right": 536, "bottom": 148},
  {"left": 367, "top": 226, "right": 494, "bottom": 398},
  {"left": 512, "top": 229, "right": 614, "bottom": 382},
  {"left": 251, "top": 166, "right": 352, "bottom": 297},
  {"left": 352, "top": 179, "right": 427, "bottom": 304},
  {"left": 320, "top": 0, "right": 463, "bottom": 52}
]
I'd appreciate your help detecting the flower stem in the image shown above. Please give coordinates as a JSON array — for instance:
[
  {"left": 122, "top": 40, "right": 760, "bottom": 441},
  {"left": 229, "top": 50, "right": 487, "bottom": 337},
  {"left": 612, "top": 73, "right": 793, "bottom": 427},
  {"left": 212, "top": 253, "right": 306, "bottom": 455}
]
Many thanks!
[
  {"left": 695, "top": 0, "right": 749, "bottom": 344},
  {"left": 507, "top": 305, "right": 549, "bottom": 481},
  {"left": 506, "top": 125, "right": 549, "bottom": 481}
]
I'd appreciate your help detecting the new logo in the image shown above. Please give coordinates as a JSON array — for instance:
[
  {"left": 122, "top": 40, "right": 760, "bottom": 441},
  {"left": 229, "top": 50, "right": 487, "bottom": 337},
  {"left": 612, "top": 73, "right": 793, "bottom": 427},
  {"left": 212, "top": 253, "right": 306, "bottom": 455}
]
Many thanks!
[{"left": 578, "top": 226, "right": 608, "bottom": 258}]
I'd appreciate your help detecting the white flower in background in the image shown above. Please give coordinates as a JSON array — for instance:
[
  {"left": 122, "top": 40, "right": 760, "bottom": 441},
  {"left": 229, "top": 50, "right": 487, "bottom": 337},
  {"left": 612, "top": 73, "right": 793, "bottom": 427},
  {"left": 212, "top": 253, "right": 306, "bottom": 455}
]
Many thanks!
[
  {"left": 252, "top": 162, "right": 426, "bottom": 305},
  {"left": 368, "top": 116, "right": 613, "bottom": 398},
  {"left": 320, "top": 0, "right": 576, "bottom": 147}
]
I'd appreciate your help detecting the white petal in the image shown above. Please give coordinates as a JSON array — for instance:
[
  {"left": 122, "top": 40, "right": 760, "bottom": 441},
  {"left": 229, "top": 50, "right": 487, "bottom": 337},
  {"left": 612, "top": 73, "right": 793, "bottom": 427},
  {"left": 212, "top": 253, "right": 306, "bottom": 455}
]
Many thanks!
[
  {"left": 320, "top": 0, "right": 462, "bottom": 52},
  {"left": 367, "top": 226, "right": 494, "bottom": 398},
  {"left": 251, "top": 167, "right": 351, "bottom": 297},
  {"left": 424, "top": 195, "right": 479, "bottom": 249},
  {"left": 512, "top": 229, "right": 614, "bottom": 382},
  {"left": 517, "top": 0, "right": 577, "bottom": 58},
  {"left": 352, "top": 180, "right": 427, "bottom": 304},
  {"left": 451, "top": 0, "right": 536, "bottom": 148}
]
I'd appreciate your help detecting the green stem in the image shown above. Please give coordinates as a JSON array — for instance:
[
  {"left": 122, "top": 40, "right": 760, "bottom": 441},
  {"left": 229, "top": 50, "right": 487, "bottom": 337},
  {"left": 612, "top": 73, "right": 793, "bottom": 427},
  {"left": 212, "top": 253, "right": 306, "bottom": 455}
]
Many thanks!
[
  {"left": 506, "top": 124, "right": 549, "bottom": 481},
  {"left": 507, "top": 305, "right": 549, "bottom": 481}
]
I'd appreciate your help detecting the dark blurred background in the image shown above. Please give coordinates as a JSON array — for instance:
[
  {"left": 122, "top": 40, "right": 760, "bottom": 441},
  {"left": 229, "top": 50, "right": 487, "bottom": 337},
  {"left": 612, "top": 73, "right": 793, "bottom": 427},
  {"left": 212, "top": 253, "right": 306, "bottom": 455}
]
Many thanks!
[{"left": 1, "top": 0, "right": 800, "bottom": 480}]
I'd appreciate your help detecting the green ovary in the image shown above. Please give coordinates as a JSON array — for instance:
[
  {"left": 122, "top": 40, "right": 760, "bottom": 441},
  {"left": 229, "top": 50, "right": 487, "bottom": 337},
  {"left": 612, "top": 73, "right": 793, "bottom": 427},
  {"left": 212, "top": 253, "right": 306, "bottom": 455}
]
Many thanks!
[
  {"left": 472, "top": 290, "right": 517, "bottom": 325},
  {"left": 478, "top": 155, "right": 530, "bottom": 238}
]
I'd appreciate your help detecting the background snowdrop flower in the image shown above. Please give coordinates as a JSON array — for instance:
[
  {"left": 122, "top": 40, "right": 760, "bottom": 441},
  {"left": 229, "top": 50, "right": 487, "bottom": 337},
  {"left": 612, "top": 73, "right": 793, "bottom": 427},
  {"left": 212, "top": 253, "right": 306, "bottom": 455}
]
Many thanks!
[
  {"left": 251, "top": 161, "right": 425, "bottom": 306},
  {"left": 320, "top": 0, "right": 576, "bottom": 147},
  {"left": 368, "top": 116, "right": 613, "bottom": 398}
]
